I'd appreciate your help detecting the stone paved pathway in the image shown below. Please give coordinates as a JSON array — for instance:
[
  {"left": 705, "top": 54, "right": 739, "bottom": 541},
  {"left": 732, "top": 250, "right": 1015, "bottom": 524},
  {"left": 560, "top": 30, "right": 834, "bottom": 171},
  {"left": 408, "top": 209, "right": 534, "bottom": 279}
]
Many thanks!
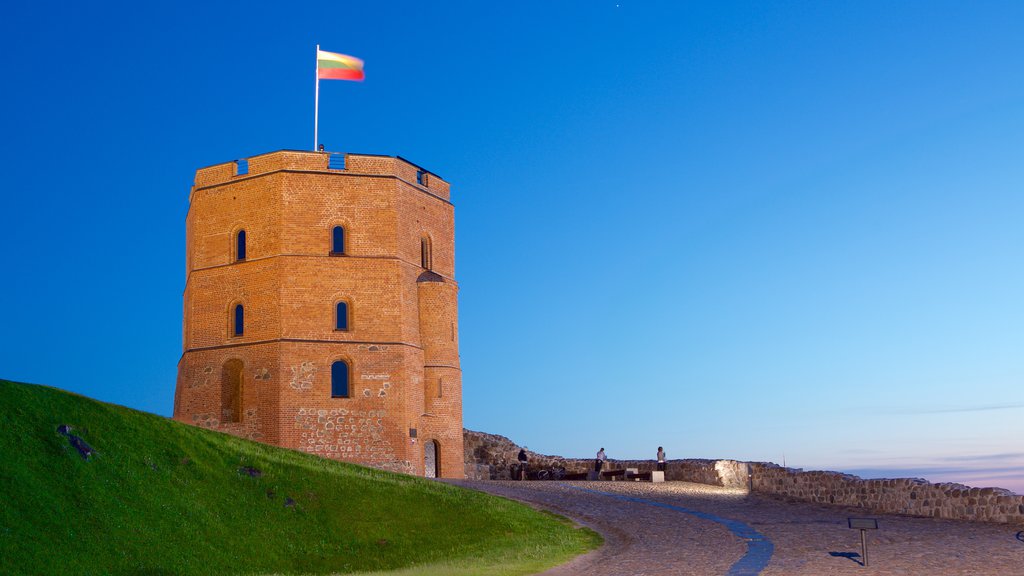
[{"left": 450, "top": 480, "right": 1024, "bottom": 575}]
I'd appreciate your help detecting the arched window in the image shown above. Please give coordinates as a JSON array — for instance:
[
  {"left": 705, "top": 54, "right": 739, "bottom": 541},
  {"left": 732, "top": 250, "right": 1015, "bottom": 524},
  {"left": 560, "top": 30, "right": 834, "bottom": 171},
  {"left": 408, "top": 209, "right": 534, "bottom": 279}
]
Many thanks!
[
  {"left": 232, "top": 304, "right": 244, "bottom": 337},
  {"left": 420, "top": 237, "right": 432, "bottom": 269},
  {"left": 331, "top": 226, "right": 345, "bottom": 255},
  {"left": 331, "top": 360, "right": 350, "bottom": 398},
  {"left": 235, "top": 229, "right": 247, "bottom": 261},
  {"left": 335, "top": 301, "right": 349, "bottom": 331},
  {"left": 222, "top": 359, "right": 244, "bottom": 423}
]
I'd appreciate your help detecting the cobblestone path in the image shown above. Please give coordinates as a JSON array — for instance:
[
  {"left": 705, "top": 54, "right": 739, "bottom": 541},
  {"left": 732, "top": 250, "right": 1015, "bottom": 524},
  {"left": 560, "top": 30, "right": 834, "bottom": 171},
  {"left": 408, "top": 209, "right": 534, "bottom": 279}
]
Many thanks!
[{"left": 450, "top": 480, "right": 1024, "bottom": 575}]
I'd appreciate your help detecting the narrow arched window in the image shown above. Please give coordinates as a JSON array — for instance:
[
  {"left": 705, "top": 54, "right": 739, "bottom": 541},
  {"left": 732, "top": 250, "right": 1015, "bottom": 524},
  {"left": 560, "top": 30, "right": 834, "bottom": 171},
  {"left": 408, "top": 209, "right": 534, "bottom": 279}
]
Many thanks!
[
  {"left": 331, "top": 226, "right": 345, "bottom": 255},
  {"left": 233, "top": 304, "right": 244, "bottom": 336},
  {"left": 331, "top": 360, "right": 349, "bottom": 398},
  {"left": 335, "top": 301, "right": 349, "bottom": 331},
  {"left": 420, "top": 237, "right": 432, "bottom": 269},
  {"left": 236, "top": 229, "right": 247, "bottom": 261}
]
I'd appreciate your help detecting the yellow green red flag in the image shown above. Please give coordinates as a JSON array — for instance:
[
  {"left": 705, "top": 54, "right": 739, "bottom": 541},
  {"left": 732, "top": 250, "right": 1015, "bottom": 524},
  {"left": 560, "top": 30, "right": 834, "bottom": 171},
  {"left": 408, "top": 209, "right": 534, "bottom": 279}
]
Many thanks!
[{"left": 317, "top": 50, "right": 364, "bottom": 81}]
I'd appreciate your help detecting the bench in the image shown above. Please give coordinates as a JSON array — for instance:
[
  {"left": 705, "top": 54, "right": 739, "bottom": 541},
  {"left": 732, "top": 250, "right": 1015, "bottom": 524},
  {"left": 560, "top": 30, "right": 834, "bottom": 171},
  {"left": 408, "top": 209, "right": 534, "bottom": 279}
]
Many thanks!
[
  {"left": 601, "top": 468, "right": 639, "bottom": 481},
  {"left": 626, "top": 470, "right": 665, "bottom": 483},
  {"left": 561, "top": 472, "right": 590, "bottom": 480}
]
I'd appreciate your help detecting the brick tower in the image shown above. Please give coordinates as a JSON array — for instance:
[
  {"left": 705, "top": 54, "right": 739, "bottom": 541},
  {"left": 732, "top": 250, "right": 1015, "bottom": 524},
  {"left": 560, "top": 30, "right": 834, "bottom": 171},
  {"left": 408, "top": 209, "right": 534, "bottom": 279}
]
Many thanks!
[{"left": 174, "top": 150, "right": 463, "bottom": 478}]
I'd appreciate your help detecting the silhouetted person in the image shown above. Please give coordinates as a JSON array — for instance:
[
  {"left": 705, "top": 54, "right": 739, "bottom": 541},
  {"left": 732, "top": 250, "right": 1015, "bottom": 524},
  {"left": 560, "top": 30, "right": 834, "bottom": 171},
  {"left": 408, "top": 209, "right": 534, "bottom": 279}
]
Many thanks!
[{"left": 517, "top": 448, "right": 528, "bottom": 480}]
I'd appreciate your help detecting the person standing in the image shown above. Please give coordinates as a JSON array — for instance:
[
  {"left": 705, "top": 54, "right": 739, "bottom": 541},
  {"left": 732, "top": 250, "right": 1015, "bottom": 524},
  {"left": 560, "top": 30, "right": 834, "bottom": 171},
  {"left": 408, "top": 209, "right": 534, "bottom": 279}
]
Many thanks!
[
  {"left": 657, "top": 446, "right": 666, "bottom": 472},
  {"left": 595, "top": 447, "right": 607, "bottom": 474},
  {"left": 517, "top": 448, "right": 528, "bottom": 480}
]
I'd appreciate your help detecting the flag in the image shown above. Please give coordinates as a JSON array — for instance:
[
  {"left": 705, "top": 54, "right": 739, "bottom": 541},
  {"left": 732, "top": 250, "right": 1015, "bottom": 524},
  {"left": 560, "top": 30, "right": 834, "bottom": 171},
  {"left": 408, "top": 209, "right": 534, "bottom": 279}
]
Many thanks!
[{"left": 317, "top": 50, "right": 364, "bottom": 81}]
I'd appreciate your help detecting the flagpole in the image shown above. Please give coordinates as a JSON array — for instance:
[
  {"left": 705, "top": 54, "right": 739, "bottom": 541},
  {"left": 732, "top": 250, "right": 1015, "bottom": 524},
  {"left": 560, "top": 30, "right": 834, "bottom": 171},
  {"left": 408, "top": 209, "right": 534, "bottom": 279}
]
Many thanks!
[{"left": 314, "top": 44, "right": 320, "bottom": 151}]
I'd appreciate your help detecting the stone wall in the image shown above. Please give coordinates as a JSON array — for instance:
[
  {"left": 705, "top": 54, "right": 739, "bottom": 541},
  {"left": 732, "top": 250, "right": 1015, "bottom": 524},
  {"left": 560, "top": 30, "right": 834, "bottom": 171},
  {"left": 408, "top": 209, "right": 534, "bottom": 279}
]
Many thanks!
[
  {"left": 749, "top": 462, "right": 1024, "bottom": 524},
  {"left": 463, "top": 430, "right": 748, "bottom": 488},
  {"left": 464, "top": 430, "right": 1024, "bottom": 524}
]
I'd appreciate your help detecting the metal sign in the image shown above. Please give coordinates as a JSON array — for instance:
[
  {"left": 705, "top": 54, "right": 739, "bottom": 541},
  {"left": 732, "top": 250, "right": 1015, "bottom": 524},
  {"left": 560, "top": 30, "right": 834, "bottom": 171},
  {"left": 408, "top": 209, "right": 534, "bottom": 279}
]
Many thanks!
[
  {"left": 847, "top": 517, "right": 879, "bottom": 567},
  {"left": 848, "top": 518, "right": 878, "bottom": 530}
]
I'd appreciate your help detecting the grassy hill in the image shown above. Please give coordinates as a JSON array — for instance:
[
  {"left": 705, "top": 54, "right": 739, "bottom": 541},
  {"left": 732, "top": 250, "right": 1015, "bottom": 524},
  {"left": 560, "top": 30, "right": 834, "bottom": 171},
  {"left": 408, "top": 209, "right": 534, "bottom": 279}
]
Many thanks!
[{"left": 0, "top": 380, "right": 599, "bottom": 575}]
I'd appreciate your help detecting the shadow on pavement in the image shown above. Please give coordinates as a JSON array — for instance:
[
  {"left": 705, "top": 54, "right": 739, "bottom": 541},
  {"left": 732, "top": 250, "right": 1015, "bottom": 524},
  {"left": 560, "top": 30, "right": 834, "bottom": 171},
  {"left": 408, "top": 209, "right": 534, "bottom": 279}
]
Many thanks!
[{"left": 828, "top": 551, "right": 864, "bottom": 566}]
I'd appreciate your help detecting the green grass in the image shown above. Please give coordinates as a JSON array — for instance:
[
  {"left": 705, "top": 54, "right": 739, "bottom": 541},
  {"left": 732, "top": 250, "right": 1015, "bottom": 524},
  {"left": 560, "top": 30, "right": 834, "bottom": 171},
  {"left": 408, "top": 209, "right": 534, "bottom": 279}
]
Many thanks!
[{"left": 0, "top": 380, "right": 600, "bottom": 575}]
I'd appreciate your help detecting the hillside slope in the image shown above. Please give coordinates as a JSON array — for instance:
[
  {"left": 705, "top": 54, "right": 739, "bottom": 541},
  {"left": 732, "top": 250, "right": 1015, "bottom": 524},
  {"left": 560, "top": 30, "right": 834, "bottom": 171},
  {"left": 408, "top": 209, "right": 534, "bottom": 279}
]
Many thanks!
[{"left": 0, "top": 380, "right": 598, "bottom": 575}]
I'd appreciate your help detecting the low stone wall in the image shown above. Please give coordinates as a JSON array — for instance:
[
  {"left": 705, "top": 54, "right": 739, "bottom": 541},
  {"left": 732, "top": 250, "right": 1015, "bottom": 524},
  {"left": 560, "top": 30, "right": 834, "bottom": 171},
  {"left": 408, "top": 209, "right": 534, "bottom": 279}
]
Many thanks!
[
  {"left": 463, "top": 429, "right": 1024, "bottom": 525},
  {"left": 749, "top": 462, "right": 1024, "bottom": 524},
  {"left": 463, "top": 429, "right": 748, "bottom": 488}
]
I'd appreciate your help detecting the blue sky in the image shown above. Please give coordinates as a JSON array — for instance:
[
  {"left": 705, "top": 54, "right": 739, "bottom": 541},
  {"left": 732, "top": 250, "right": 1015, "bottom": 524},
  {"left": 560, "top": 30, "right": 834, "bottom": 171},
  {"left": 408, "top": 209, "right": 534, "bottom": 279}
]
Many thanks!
[{"left": 2, "top": 2, "right": 1022, "bottom": 492}]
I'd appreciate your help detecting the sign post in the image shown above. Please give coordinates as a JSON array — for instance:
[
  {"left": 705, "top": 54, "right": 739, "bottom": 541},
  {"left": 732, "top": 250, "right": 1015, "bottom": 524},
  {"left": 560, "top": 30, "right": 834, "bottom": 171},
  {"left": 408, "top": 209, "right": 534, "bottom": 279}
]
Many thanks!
[{"left": 847, "top": 518, "right": 879, "bottom": 567}]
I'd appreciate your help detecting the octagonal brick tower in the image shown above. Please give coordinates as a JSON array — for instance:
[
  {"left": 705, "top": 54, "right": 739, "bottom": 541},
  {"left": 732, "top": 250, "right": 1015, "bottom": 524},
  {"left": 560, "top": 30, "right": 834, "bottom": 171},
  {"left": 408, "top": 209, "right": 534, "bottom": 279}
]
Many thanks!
[{"left": 174, "top": 150, "right": 463, "bottom": 478}]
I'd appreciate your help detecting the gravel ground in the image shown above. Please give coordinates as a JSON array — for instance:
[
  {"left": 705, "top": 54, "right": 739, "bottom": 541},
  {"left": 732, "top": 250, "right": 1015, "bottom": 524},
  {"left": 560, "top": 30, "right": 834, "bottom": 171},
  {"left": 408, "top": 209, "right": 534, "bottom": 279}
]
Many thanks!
[{"left": 448, "top": 480, "right": 1024, "bottom": 576}]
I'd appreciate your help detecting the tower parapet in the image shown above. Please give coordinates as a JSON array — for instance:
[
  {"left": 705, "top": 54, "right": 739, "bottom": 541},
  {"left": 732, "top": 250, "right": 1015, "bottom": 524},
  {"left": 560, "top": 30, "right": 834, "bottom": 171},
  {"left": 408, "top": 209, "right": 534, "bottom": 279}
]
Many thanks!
[{"left": 191, "top": 151, "right": 450, "bottom": 199}]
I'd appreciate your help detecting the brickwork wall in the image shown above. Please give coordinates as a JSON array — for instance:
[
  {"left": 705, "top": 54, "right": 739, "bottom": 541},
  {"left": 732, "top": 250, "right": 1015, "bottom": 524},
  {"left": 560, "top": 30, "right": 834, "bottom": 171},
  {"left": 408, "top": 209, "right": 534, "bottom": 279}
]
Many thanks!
[
  {"left": 247, "top": 150, "right": 325, "bottom": 174},
  {"left": 187, "top": 172, "right": 284, "bottom": 271},
  {"left": 396, "top": 183, "right": 455, "bottom": 278},
  {"left": 174, "top": 342, "right": 282, "bottom": 444},
  {"left": 417, "top": 282, "right": 459, "bottom": 367},
  {"left": 421, "top": 367, "right": 463, "bottom": 478},
  {"left": 193, "top": 151, "right": 450, "bottom": 201},
  {"left": 418, "top": 279, "right": 462, "bottom": 479},
  {"left": 276, "top": 341, "right": 421, "bottom": 474},
  {"left": 347, "top": 155, "right": 450, "bottom": 200},
  {"left": 185, "top": 258, "right": 282, "bottom": 349},
  {"left": 176, "top": 150, "right": 463, "bottom": 478},
  {"left": 278, "top": 258, "right": 406, "bottom": 342},
  {"left": 279, "top": 172, "right": 399, "bottom": 262}
]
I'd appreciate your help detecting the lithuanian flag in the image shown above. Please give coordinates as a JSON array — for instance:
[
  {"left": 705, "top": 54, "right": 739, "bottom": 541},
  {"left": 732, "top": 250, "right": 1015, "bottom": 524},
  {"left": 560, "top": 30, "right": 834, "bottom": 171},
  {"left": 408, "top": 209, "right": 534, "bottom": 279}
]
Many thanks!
[{"left": 317, "top": 50, "right": 364, "bottom": 81}]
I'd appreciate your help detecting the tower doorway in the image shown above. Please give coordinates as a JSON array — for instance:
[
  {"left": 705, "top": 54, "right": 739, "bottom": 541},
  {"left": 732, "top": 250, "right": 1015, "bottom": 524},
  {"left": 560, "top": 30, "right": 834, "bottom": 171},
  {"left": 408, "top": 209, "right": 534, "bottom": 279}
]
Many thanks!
[{"left": 424, "top": 439, "right": 440, "bottom": 478}]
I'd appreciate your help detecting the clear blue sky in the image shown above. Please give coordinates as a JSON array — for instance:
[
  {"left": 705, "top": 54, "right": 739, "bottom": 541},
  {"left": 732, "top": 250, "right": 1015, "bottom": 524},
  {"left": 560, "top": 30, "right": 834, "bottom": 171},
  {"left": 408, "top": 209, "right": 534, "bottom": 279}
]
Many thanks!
[{"left": 2, "top": 1, "right": 1022, "bottom": 491}]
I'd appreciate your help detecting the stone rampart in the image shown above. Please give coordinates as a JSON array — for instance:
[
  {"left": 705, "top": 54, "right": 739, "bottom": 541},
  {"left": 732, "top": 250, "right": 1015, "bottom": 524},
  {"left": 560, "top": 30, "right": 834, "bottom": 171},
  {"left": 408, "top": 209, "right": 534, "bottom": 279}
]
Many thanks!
[
  {"left": 464, "top": 429, "right": 1024, "bottom": 525},
  {"left": 749, "top": 462, "right": 1024, "bottom": 524},
  {"left": 463, "top": 429, "right": 747, "bottom": 488}
]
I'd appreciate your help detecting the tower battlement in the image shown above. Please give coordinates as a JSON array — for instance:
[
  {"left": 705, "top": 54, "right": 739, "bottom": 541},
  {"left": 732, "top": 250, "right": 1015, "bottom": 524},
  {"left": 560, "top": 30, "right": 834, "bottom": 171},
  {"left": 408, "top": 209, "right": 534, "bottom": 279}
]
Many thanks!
[
  {"left": 175, "top": 149, "right": 463, "bottom": 478},
  {"left": 192, "top": 150, "right": 450, "bottom": 200}
]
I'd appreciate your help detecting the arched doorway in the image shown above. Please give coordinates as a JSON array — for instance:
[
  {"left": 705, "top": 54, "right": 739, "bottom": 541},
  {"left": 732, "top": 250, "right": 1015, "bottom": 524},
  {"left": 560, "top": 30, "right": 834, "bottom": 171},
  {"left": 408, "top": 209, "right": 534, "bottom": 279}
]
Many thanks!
[{"left": 424, "top": 439, "right": 440, "bottom": 478}]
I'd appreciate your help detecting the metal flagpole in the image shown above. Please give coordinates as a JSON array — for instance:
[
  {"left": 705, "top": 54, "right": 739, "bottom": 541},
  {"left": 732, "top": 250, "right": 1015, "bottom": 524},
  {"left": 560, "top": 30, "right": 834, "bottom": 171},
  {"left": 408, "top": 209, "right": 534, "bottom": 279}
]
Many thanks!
[{"left": 314, "top": 44, "right": 320, "bottom": 151}]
